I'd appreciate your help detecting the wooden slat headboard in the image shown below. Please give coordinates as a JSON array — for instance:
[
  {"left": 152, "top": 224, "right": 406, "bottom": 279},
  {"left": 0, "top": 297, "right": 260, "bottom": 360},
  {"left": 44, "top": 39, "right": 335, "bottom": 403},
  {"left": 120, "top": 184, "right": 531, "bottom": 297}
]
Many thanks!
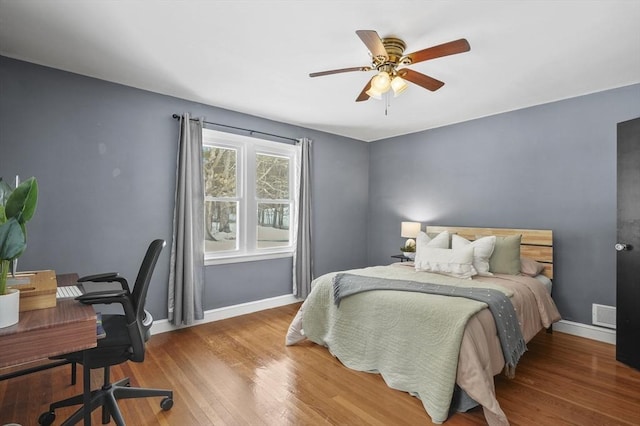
[{"left": 425, "top": 226, "right": 554, "bottom": 279}]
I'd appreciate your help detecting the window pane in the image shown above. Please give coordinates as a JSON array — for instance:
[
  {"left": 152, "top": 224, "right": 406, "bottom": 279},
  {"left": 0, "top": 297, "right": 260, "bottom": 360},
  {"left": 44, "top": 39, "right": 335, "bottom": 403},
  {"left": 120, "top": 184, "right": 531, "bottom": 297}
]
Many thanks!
[
  {"left": 257, "top": 203, "right": 290, "bottom": 248},
  {"left": 204, "top": 146, "right": 237, "bottom": 197},
  {"left": 256, "top": 154, "right": 289, "bottom": 199},
  {"left": 205, "top": 201, "right": 238, "bottom": 252}
]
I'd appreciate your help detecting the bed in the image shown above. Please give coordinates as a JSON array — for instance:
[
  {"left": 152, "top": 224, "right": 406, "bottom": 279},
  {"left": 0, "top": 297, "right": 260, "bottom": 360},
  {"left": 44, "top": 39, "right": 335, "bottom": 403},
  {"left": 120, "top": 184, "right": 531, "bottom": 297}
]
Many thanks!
[{"left": 286, "top": 226, "right": 561, "bottom": 425}]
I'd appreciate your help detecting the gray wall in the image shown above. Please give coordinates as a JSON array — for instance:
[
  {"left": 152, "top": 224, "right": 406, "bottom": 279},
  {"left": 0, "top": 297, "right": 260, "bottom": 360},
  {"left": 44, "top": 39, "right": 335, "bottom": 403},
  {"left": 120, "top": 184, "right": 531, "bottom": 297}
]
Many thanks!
[
  {"left": 0, "top": 56, "right": 369, "bottom": 320},
  {"left": 3, "top": 54, "right": 639, "bottom": 328},
  {"left": 369, "top": 84, "right": 640, "bottom": 324}
]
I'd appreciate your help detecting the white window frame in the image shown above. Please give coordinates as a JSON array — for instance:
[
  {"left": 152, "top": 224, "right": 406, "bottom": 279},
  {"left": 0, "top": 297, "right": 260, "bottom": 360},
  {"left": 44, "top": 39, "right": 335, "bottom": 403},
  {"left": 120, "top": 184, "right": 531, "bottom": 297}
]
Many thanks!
[{"left": 203, "top": 128, "right": 299, "bottom": 265}]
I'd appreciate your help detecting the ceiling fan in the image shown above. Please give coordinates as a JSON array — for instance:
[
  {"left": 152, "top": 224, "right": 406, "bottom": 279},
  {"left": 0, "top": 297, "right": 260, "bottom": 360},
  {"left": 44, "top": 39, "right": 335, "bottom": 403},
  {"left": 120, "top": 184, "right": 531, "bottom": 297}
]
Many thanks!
[{"left": 309, "top": 30, "right": 470, "bottom": 102}]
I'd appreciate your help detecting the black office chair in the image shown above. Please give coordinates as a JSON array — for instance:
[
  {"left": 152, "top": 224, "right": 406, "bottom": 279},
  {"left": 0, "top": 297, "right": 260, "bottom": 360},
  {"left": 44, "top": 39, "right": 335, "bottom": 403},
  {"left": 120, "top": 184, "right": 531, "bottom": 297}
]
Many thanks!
[{"left": 38, "top": 239, "right": 173, "bottom": 426}]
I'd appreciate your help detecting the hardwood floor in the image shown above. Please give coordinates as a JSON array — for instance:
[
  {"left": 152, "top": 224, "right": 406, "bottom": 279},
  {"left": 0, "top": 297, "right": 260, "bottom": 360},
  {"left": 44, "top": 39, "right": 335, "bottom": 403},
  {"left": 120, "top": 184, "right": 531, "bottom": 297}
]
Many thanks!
[{"left": 1, "top": 303, "right": 639, "bottom": 425}]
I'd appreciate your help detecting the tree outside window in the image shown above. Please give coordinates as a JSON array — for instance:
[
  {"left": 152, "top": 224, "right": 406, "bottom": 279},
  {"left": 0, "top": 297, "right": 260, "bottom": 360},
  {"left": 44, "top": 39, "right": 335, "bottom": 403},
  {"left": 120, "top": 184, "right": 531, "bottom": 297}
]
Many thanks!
[
  {"left": 204, "top": 145, "right": 239, "bottom": 252},
  {"left": 256, "top": 153, "right": 291, "bottom": 248}
]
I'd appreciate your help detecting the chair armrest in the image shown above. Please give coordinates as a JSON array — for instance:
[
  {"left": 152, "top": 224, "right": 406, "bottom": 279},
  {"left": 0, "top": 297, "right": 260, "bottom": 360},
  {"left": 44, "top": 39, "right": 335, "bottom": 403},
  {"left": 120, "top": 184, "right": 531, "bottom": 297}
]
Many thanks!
[
  {"left": 78, "top": 272, "right": 119, "bottom": 282},
  {"left": 75, "top": 289, "right": 128, "bottom": 305},
  {"left": 78, "top": 272, "right": 130, "bottom": 293},
  {"left": 76, "top": 290, "right": 137, "bottom": 322}
]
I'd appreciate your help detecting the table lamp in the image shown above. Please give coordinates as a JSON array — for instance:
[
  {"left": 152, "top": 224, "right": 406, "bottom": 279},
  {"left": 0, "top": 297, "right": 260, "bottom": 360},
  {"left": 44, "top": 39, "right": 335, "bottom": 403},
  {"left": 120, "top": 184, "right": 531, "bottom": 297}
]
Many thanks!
[{"left": 401, "top": 221, "right": 421, "bottom": 248}]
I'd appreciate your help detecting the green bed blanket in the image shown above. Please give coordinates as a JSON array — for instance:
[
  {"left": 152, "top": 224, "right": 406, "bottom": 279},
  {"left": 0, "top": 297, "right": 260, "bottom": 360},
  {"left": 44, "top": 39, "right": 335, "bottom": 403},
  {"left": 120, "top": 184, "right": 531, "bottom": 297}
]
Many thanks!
[{"left": 302, "top": 265, "right": 515, "bottom": 424}]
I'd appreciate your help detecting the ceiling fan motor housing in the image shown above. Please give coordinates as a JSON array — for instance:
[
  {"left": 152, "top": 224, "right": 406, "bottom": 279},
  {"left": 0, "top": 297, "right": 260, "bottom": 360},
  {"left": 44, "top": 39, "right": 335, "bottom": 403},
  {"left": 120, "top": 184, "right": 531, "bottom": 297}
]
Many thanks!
[{"left": 377, "top": 37, "right": 407, "bottom": 71}]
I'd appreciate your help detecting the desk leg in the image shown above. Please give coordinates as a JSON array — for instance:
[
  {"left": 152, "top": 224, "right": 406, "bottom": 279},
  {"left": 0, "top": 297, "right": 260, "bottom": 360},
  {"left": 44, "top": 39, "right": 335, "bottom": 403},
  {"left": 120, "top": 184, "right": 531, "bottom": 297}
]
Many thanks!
[{"left": 83, "top": 353, "right": 91, "bottom": 426}]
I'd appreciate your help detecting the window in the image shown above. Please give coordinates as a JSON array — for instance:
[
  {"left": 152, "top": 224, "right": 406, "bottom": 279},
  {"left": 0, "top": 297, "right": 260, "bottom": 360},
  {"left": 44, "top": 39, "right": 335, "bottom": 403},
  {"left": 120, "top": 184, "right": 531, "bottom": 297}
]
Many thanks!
[{"left": 202, "top": 129, "right": 299, "bottom": 263}]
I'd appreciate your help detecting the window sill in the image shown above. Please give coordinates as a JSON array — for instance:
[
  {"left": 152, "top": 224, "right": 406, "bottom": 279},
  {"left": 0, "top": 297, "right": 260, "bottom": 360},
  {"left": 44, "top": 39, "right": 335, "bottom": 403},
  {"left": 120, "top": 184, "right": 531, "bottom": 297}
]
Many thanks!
[{"left": 205, "top": 251, "right": 294, "bottom": 266}]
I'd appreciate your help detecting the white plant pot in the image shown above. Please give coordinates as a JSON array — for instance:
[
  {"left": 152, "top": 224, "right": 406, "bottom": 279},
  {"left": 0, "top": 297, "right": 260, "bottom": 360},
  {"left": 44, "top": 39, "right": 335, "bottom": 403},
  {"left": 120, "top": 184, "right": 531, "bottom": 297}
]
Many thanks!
[{"left": 0, "top": 288, "right": 20, "bottom": 328}]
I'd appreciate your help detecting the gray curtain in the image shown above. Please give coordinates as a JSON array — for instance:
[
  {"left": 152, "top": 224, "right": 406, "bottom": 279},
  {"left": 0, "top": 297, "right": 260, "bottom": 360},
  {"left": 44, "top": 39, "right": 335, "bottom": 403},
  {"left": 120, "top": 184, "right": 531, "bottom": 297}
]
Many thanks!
[
  {"left": 168, "top": 113, "right": 204, "bottom": 325},
  {"left": 293, "top": 138, "right": 313, "bottom": 298}
]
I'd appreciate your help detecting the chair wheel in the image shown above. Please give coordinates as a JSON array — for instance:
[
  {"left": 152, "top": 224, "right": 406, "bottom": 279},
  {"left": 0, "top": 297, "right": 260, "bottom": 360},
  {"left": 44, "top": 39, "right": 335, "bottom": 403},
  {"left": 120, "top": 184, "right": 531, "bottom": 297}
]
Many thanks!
[
  {"left": 38, "top": 411, "right": 55, "bottom": 425},
  {"left": 160, "top": 397, "right": 173, "bottom": 411}
]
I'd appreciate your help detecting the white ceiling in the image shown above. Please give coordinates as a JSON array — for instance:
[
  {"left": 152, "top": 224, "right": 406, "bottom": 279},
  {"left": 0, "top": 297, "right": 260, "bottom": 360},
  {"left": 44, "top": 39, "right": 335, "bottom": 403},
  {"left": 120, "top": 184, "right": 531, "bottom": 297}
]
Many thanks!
[{"left": 1, "top": 1, "right": 639, "bottom": 142}]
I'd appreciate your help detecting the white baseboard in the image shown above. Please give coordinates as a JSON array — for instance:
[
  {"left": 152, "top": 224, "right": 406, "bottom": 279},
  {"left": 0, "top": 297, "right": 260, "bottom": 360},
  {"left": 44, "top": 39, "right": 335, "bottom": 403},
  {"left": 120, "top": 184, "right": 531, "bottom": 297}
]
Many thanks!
[
  {"left": 150, "top": 294, "right": 301, "bottom": 335},
  {"left": 554, "top": 319, "right": 616, "bottom": 345}
]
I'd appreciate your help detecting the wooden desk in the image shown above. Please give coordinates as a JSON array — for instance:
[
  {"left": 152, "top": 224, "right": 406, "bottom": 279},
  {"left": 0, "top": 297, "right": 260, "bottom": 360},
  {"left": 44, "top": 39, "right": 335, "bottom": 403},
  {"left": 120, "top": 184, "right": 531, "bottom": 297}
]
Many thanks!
[
  {"left": 0, "top": 293, "right": 96, "bottom": 368},
  {"left": 0, "top": 275, "right": 97, "bottom": 425}
]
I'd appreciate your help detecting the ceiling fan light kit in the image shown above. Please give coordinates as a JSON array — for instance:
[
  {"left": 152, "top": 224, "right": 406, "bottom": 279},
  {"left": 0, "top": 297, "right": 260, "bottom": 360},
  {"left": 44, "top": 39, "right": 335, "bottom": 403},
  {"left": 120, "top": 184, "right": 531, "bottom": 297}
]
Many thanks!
[
  {"left": 365, "top": 69, "right": 409, "bottom": 99},
  {"left": 310, "top": 30, "right": 470, "bottom": 105}
]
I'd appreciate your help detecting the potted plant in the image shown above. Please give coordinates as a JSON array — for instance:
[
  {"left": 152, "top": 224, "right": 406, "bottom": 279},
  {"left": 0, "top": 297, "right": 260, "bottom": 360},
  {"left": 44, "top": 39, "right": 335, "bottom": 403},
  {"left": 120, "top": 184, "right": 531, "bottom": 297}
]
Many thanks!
[{"left": 0, "top": 176, "right": 38, "bottom": 328}]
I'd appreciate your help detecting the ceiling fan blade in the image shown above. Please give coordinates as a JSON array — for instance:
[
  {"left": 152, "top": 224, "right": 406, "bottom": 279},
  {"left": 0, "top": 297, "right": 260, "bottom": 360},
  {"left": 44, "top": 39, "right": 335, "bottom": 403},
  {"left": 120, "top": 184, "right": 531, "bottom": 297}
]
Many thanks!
[
  {"left": 356, "top": 30, "right": 388, "bottom": 60},
  {"left": 309, "top": 66, "right": 371, "bottom": 78},
  {"left": 355, "top": 80, "right": 372, "bottom": 102},
  {"left": 405, "top": 38, "right": 470, "bottom": 65},
  {"left": 398, "top": 69, "right": 445, "bottom": 91}
]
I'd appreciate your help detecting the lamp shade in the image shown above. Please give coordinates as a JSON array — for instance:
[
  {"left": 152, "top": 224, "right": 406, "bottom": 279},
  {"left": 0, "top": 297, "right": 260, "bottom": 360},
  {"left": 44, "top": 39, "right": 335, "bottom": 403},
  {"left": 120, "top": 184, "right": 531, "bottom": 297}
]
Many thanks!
[
  {"left": 371, "top": 71, "right": 391, "bottom": 92},
  {"left": 401, "top": 221, "right": 421, "bottom": 238},
  {"left": 391, "top": 76, "right": 408, "bottom": 97},
  {"left": 365, "top": 86, "right": 383, "bottom": 99}
]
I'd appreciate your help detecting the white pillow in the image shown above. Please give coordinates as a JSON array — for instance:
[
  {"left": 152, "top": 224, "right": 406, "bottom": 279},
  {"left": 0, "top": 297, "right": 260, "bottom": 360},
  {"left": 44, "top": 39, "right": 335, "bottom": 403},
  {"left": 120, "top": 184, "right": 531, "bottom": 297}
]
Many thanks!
[
  {"left": 414, "top": 244, "right": 477, "bottom": 279},
  {"left": 416, "top": 230, "right": 450, "bottom": 249},
  {"left": 451, "top": 235, "right": 496, "bottom": 276}
]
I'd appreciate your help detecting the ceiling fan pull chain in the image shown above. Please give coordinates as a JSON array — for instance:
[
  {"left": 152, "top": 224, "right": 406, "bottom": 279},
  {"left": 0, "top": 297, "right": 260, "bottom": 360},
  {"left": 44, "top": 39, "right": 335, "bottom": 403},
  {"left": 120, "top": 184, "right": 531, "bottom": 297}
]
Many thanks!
[{"left": 385, "top": 91, "right": 390, "bottom": 116}]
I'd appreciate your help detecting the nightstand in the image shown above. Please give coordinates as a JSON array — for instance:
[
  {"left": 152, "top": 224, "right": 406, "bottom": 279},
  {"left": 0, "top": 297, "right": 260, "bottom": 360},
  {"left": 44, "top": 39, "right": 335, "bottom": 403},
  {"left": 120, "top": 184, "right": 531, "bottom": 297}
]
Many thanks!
[{"left": 391, "top": 254, "right": 413, "bottom": 262}]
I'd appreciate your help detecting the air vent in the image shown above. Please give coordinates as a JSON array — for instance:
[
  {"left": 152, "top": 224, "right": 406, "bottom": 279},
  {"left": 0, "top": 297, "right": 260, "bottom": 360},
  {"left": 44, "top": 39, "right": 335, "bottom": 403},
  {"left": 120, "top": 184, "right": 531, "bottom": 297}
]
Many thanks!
[{"left": 592, "top": 304, "right": 616, "bottom": 329}]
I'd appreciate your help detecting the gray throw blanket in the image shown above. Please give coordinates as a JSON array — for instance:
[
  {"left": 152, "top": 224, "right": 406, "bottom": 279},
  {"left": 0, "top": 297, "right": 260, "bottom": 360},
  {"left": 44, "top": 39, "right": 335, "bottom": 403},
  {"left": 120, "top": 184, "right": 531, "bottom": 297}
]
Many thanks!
[{"left": 333, "top": 273, "right": 527, "bottom": 372}]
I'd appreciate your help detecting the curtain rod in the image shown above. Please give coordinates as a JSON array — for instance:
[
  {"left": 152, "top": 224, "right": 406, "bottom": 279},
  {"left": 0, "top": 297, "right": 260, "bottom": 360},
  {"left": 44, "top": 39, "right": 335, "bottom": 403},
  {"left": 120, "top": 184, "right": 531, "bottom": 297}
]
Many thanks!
[{"left": 172, "top": 114, "right": 299, "bottom": 143}]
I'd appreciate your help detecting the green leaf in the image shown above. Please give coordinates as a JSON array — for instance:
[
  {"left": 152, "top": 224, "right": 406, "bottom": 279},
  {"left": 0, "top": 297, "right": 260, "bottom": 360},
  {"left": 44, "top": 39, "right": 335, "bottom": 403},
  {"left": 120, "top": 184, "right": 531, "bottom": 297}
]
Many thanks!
[
  {"left": 5, "top": 177, "right": 38, "bottom": 224},
  {"left": 0, "top": 178, "right": 13, "bottom": 207},
  {"left": 0, "top": 217, "right": 26, "bottom": 260}
]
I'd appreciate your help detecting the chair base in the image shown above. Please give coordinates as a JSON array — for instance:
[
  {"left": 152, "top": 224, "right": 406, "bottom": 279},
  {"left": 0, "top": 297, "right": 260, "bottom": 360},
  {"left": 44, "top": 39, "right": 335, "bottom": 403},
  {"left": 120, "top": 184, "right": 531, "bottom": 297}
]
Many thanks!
[{"left": 39, "top": 376, "right": 173, "bottom": 426}]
